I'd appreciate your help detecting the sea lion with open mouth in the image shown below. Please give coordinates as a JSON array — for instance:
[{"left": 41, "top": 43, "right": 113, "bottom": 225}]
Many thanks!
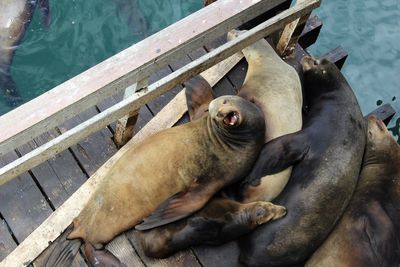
[
  {"left": 306, "top": 116, "right": 400, "bottom": 267},
  {"left": 44, "top": 95, "right": 266, "bottom": 267}
]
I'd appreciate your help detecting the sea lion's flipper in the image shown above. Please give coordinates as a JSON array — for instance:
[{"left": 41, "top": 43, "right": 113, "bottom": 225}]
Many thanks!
[
  {"left": 136, "top": 183, "right": 212, "bottom": 230},
  {"left": 244, "top": 132, "right": 309, "bottom": 186},
  {"left": 363, "top": 202, "right": 398, "bottom": 264},
  {"left": 37, "top": 0, "right": 51, "bottom": 27},
  {"left": 84, "top": 242, "right": 126, "bottom": 267},
  {"left": 185, "top": 75, "right": 214, "bottom": 121},
  {"left": 44, "top": 224, "right": 82, "bottom": 267}
]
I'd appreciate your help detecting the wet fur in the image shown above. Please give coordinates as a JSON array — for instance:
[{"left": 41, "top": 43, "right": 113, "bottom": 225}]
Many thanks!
[{"left": 306, "top": 117, "right": 400, "bottom": 267}]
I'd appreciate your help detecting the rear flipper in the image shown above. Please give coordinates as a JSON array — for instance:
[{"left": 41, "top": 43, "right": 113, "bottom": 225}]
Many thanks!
[
  {"left": 184, "top": 75, "right": 214, "bottom": 121},
  {"left": 84, "top": 242, "right": 126, "bottom": 267},
  {"left": 44, "top": 224, "right": 82, "bottom": 267},
  {"left": 241, "top": 131, "right": 310, "bottom": 189},
  {"left": 138, "top": 197, "right": 286, "bottom": 258}
]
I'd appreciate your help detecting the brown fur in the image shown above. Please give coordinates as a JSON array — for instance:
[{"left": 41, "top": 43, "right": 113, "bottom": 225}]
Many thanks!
[
  {"left": 46, "top": 95, "right": 265, "bottom": 266},
  {"left": 306, "top": 116, "right": 400, "bottom": 267}
]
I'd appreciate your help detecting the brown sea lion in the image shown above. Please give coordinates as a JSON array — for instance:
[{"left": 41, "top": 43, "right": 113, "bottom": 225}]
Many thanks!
[
  {"left": 227, "top": 29, "right": 303, "bottom": 202},
  {"left": 305, "top": 115, "right": 400, "bottom": 267},
  {"left": 44, "top": 95, "right": 266, "bottom": 267},
  {"left": 237, "top": 56, "right": 366, "bottom": 267}
]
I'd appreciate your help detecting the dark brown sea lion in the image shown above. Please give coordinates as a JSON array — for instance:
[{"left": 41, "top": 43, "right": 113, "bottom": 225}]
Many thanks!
[
  {"left": 237, "top": 56, "right": 366, "bottom": 267},
  {"left": 45, "top": 95, "right": 266, "bottom": 267},
  {"left": 306, "top": 115, "right": 400, "bottom": 267},
  {"left": 139, "top": 197, "right": 286, "bottom": 258}
]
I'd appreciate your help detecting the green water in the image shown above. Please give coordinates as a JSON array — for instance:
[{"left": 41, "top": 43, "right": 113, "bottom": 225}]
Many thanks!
[{"left": 3, "top": 0, "right": 400, "bottom": 141}]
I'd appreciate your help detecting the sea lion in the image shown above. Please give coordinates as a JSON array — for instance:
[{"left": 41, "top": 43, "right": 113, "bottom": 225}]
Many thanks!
[
  {"left": 136, "top": 32, "right": 303, "bottom": 258},
  {"left": 45, "top": 95, "right": 266, "bottom": 267},
  {"left": 227, "top": 29, "right": 303, "bottom": 202},
  {"left": 305, "top": 115, "right": 400, "bottom": 267},
  {"left": 0, "top": 0, "right": 50, "bottom": 107},
  {"left": 238, "top": 56, "right": 366, "bottom": 267},
  {"left": 139, "top": 197, "right": 286, "bottom": 258}
]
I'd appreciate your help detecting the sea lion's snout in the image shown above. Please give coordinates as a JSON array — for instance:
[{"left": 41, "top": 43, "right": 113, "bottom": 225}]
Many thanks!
[
  {"left": 209, "top": 96, "right": 243, "bottom": 127},
  {"left": 301, "top": 56, "right": 320, "bottom": 72}
]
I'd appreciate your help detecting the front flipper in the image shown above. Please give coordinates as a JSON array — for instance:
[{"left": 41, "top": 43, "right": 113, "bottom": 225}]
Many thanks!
[
  {"left": 243, "top": 132, "right": 310, "bottom": 187},
  {"left": 136, "top": 183, "right": 214, "bottom": 230},
  {"left": 185, "top": 75, "right": 215, "bottom": 121}
]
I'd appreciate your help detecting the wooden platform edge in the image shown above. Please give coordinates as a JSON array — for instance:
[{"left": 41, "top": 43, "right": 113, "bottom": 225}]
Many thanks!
[{"left": 0, "top": 52, "right": 243, "bottom": 267}]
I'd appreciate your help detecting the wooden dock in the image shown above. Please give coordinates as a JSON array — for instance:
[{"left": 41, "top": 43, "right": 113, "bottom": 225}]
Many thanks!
[{"left": 0, "top": 0, "right": 395, "bottom": 266}]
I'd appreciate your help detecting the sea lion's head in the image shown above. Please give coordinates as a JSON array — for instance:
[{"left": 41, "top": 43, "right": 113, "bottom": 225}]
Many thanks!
[
  {"left": 248, "top": 202, "right": 286, "bottom": 226},
  {"left": 364, "top": 115, "right": 399, "bottom": 165},
  {"left": 301, "top": 56, "right": 341, "bottom": 94},
  {"left": 208, "top": 95, "right": 265, "bottom": 145}
]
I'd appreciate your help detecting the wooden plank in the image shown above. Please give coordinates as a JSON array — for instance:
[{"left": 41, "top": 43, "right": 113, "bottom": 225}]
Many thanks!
[
  {"left": 0, "top": 152, "right": 53, "bottom": 243},
  {"left": 298, "top": 15, "right": 322, "bottom": 48},
  {"left": 0, "top": 43, "right": 246, "bottom": 267},
  {"left": 0, "top": 0, "right": 288, "bottom": 157},
  {"left": 0, "top": 0, "right": 321, "bottom": 186},
  {"left": 15, "top": 132, "right": 87, "bottom": 209},
  {"left": 367, "top": 103, "right": 396, "bottom": 125},
  {"left": 276, "top": 0, "right": 312, "bottom": 56},
  {"left": 114, "top": 78, "right": 149, "bottom": 147},
  {"left": 320, "top": 45, "right": 348, "bottom": 69},
  {"left": 0, "top": 219, "right": 17, "bottom": 262},
  {"left": 126, "top": 231, "right": 201, "bottom": 267},
  {"left": 106, "top": 234, "right": 145, "bottom": 267},
  {"left": 59, "top": 109, "right": 118, "bottom": 176}
]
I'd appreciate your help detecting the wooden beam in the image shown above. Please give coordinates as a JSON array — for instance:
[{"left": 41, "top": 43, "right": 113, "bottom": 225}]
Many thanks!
[
  {"left": 298, "top": 15, "right": 322, "bottom": 48},
  {"left": 0, "top": 0, "right": 320, "bottom": 186},
  {"left": 320, "top": 45, "right": 348, "bottom": 69},
  {"left": 367, "top": 103, "right": 396, "bottom": 125},
  {"left": 276, "top": 0, "right": 311, "bottom": 56},
  {"left": 0, "top": 0, "right": 288, "bottom": 157},
  {"left": 114, "top": 78, "right": 148, "bottom": 148}
]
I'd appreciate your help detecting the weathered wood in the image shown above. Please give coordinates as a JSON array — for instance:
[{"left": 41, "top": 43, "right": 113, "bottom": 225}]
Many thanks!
[
  {"left": 126, "top": 231, "right": 201, "bottom": 267},
  {"left": 0, "top": 0, "right": 320, "bottom": 186},
  {"left": 276, "top": 0, "right": 311, "bottom": 56},
  {"left": 320, "top": 45, "right": 348, "bottom": 69},
  {"left": 114, "top": 78, "right": 149, "bottom": 147},
  {"left": 298, "top": 15, "right": 322, "bottom": 48},
  {"left": 0, "top": 151, "right": 53, "bottom": 243},
  {"left": 0, "top": 219, "right": 17, "bottom": 262},
  {"left": 106, "top": 234, "right": 145, "bottom": 267},
  {"left": 0, "top": 0, "right": 289, "bottom": 157},
  {"left": 367, "top": 103, "right": 396, "bottom": 125},
  {"left": 59, "top": 108, "right": 118, "bottom": 176}
]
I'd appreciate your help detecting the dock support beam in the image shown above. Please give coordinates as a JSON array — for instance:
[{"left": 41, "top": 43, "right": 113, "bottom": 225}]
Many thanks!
[{"left": 114, "top": 78, "right": 148, "bottom": 148}]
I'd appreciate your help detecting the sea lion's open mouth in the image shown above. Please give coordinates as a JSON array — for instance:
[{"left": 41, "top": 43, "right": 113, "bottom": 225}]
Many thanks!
[{"left": 223, "top": 111, "right": 239, "bottom": 126}]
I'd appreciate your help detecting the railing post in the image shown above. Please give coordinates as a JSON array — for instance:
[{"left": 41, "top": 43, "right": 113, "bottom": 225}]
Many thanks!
[
  {"left": 114, "top": 78, "right": 148, "bottom": 148},
  {"left": 276, "top": 0, "right": 311, "bottom": 56}
]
